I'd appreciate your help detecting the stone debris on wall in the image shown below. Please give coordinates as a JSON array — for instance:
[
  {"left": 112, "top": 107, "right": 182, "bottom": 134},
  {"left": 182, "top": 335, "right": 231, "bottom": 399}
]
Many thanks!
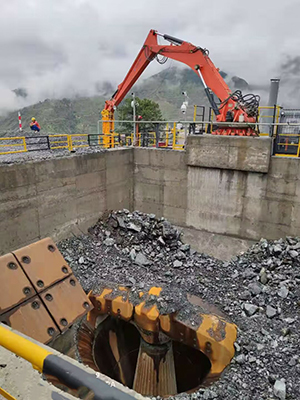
[{"left": 58, "top": 210, "right": 300, "bottom": 400}]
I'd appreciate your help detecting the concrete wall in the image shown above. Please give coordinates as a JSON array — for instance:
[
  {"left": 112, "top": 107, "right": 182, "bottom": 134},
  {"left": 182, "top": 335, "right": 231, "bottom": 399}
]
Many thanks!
[
  {"left": 134, "top": 136, "right": 300, "bottom": 243},
  {"left": 2, "top": 135, "right": 300, "bottom": 256},
  {"left": 134, "top": 149, "right": 188, "bottom": 225},
  {"left": 0, "top": 149, "right": 133, "bottom": 254},
  {"left": 187, "top": 135, "right": 271, "bottom": 173}
]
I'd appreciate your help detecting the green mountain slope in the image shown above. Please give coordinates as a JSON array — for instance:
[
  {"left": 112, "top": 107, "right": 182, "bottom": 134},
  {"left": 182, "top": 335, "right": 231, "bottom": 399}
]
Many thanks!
[
  {"left": 0, "top": 96, "right": 106, "bottom": 135},
  {"left": 0, "top": 67, "right": 248, "bottom": 135}
]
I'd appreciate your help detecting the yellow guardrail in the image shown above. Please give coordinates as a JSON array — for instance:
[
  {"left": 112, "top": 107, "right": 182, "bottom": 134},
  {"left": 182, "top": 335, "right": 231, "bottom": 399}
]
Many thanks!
[
  {"left": 274, "top": 133, "right": 300, "bottom": 157},
  {"left": 49, "top": 134, "right": 69, "bottom": 150},
  {"left": 158, "top": 125, "right": 170, "bottom": 148},
  {"left": 68, "top": 134, "right": 89, "bottom": 151},
  {"left": 0, "top": 137, "right": 27, "bottom": 155},
  {"left": 257, "top": 106, "right": 281, "bottom": 137},
  {"left": 172, "top": 123, "right": 185, "bottom": 150}
]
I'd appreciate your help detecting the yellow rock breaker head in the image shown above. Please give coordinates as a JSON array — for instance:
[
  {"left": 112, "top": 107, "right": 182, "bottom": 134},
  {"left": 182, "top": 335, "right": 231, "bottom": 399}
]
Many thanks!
[{"left": 77, "top": 284, "right": 237, "bottom": 397}]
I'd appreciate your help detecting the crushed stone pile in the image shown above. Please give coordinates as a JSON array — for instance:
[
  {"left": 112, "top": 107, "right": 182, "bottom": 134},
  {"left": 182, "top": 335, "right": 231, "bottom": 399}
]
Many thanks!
[{"left": 58, "top": 210, "right": 300, "bottom": 400}]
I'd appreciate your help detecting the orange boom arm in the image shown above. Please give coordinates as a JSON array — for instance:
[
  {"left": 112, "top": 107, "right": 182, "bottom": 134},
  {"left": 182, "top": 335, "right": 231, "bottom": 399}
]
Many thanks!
[{"left": 102, "top": 29, "right": 259, "bottom": 136}]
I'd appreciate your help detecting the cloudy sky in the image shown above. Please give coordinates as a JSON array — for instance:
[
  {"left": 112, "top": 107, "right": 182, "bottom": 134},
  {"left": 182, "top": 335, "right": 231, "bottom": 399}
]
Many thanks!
[{"left": 1, "top": 0, "right": 300, "bottom": 113}]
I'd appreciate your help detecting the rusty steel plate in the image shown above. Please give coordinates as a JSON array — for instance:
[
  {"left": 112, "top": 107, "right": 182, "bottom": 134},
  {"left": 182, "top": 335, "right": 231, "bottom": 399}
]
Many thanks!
[
  {"left": 13, "top": 238, "right": 72, "bottom": 292},
  {"left": 40, "top": 274, "right": 93, "bottom": 332},
  {"left": 0, "top": 295, "right": 59, "bottom": 344},
  {"left": 0, "top": 253, "right": 36, "bottom": 315}
]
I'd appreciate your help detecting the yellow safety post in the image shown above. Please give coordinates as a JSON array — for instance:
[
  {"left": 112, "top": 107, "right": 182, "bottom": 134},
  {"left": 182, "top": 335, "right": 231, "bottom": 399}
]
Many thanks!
[
  {"left": 193, "top": 105, "right": 197, "bottom": 122},
  {"left": 22, "top": 137, "right": 27, "bottom": 152},
  {"left": 172, "top": 122, "right": 176, "bottom": 149},
  {"left": 101, "top": 109, "right": 114, "bottom": 148},
  {"left": 68, "top": 135, "right": 73, "bottom": 152},
  {"left": 297, "top": 140, "right": 300, "bottom": 157},
  {"left": 0, "top": 325, "right": 52, "bottom": 372}
]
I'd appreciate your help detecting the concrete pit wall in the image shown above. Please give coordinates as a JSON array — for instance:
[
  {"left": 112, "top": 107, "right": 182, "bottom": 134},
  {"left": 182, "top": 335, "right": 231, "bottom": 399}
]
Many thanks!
[
  {"left": 2, "top": 136, "right": 300, "bottom": 256},
  {"left": 0, "top": 149, "right": 133, "bottom": 254},
  {"left": 134, "top": 136, "right": 300, "bottom": 243}
]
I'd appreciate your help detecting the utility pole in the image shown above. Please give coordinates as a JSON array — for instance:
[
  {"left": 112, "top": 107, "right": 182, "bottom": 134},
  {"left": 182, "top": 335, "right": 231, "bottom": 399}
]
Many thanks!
[
  {"left": 181, "top": 91, "right": 189, "bottom": 142},
  {"left": 131, "top": 93, "right": 137, "bottom": 146}
]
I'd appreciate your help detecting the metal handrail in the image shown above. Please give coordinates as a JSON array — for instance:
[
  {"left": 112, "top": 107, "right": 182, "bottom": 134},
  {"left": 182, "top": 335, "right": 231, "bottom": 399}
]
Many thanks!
[{"left": 0, "top": 324, "right": 137, "bottom": 400}]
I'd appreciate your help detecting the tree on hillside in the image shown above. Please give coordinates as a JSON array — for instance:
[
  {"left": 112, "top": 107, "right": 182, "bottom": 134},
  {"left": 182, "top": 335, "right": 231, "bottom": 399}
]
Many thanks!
[{"left": 116, "top": 97, "right": 163, "bottom": 133}]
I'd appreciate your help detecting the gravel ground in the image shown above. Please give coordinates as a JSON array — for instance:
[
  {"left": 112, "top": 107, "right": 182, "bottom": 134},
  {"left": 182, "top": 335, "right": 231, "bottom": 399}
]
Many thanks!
[
  {"left": 0, "top": 146, "right": 106, "bottom": 164},
  {"left": 58, "top": 210, "right": 300, "bottom": 400}
]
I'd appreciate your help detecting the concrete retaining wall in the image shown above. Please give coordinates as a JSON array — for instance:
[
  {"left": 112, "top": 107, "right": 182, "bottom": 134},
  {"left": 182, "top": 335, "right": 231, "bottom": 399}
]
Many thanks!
[
  {"left": 186, "top": 135, "right": 271, "bottom": 172},
  {"left": 2, "top": 136, "right": 300, "bottom": 255},
  {"left": 0, "top": 149, "right": 133, "bottom": 254},
  {"left": 134, "top": 149, "right": 188, "bottom": 226},
  {"left": 134, "top": 136, "right": 300, "bottom": 242}
]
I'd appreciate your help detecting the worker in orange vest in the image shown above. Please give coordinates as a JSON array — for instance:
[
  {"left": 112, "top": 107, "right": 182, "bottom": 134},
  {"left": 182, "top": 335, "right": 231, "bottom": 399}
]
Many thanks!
[{"left": 30, "top": 117, "right": 41, "bottom": 132}]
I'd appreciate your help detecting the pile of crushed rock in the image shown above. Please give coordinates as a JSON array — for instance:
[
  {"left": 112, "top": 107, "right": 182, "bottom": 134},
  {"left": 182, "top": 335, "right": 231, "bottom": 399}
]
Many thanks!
[{"left": 58, "top": 210, "right": 300, "bottom": 400}]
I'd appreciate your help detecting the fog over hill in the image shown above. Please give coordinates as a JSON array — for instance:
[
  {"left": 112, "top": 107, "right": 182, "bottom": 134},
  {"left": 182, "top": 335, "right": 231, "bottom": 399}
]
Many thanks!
[{"left": 0, "top": 67, "right": 262, "bottom": 135}]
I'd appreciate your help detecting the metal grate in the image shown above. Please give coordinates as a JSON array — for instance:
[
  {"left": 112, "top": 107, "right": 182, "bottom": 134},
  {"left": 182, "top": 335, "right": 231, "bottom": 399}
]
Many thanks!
[{"left": 274, "top": 109, "right": 300, "bottom": 156}]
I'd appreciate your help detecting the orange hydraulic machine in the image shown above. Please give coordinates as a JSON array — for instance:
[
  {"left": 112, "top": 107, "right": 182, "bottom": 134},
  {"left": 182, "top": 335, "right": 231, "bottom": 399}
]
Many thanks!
[{"left": 102, "top": 29, "right": 260, "bottom": 137}]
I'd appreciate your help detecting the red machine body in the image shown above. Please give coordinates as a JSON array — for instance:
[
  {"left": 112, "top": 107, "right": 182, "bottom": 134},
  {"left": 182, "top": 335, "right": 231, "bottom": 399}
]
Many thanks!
[{"left": 103, "top": 29, "right": 259, "bottom": 136}]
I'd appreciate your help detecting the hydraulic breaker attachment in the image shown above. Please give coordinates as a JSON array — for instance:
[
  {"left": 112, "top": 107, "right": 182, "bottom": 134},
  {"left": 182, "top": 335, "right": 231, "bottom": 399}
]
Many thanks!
[{"left": 77, "top": 284, "right": 237, "bottom": 397}]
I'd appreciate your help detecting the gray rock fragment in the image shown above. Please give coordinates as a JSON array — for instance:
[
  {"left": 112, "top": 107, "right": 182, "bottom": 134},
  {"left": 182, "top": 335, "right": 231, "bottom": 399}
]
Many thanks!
[
  {"left": 117, "top": 216, "right": 126, "bottom": 229},
  {"left": 266, "top": 305, "right": 277, "bottom": 318},
  {"left": 173, "top": 260, "right": 183, "bottom": 268},
  {"left": 180, "top": 244, "right": 190, "bottom": 252},
  {"left": 135, "top": 252, "right": 150, "bottom": 266},
  {"left": 244, "top": 303, "right": 258, "bottom": 316},
  {"left": 127, "top": 222, "right": 141, "bottom": 232},
  {"left": 103, "top": 238, "right": 114, "bottom": 246},
  {"left": 158, "top": 236, "right": 165, "bottom": 246},
  {"left": 236, "top": 354, "right": 246, "bottom": 364},
  {"left": 284, "top": 317, "right": 295, "bottom": 324},
  {"left": 278, "top": 285, "right": 289, "bottom": 299},
  {"left": 248, "top": 282, "right": 262, "bottom": 295},
  {"left": 176, "top": 251, "right": 186, "bottom": 260},
  {"left": 240, "top": 290, "right": 251, "bottom": 300},
  {"left": 289, "top": 249, "right": 298, "bottom": 258},
  {"left": 274, "top": 379, "right": 286, "bottom": 399},
  {"left": 129, "top": 248, "right": 136, "bottom": 261},
  {"left": 78, "top": 256, "right": 85, "bottom": 264},
  {"left": 273, "top": 244, "right": 283, "bottom": 255},
  {"left": 260, "top": 267, "right": 268, "bottom": 284}
]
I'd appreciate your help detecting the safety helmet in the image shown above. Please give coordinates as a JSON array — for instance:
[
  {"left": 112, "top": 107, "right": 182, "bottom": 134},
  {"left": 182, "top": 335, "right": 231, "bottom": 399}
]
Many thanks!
[{"left": 31, "top": 117, "right": 36, "bottom": 121}]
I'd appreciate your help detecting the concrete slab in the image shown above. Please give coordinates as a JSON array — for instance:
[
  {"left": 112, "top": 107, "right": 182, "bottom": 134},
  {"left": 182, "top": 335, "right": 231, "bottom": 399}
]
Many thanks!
[
  {"left": 186, "top": 135, "right": 271, "bottom": 173},
  {"left": 0, "top": 346, "right": 77, "bottom": 400}
]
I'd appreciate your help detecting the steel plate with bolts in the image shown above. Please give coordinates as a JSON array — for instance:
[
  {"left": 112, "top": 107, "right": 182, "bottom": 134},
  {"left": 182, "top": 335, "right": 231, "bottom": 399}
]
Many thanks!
[
  {"left": 13, "top": 238, "right": 72, "bottom": 293},
  {"left": 41, "top": 274, "right": 93, "bottom": 332},
  {"left": 0, "top": 253, "right": 36, "bottom": 315},
  {"left": 0, "top": 295, "right": 59, "bottom": 343}
]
